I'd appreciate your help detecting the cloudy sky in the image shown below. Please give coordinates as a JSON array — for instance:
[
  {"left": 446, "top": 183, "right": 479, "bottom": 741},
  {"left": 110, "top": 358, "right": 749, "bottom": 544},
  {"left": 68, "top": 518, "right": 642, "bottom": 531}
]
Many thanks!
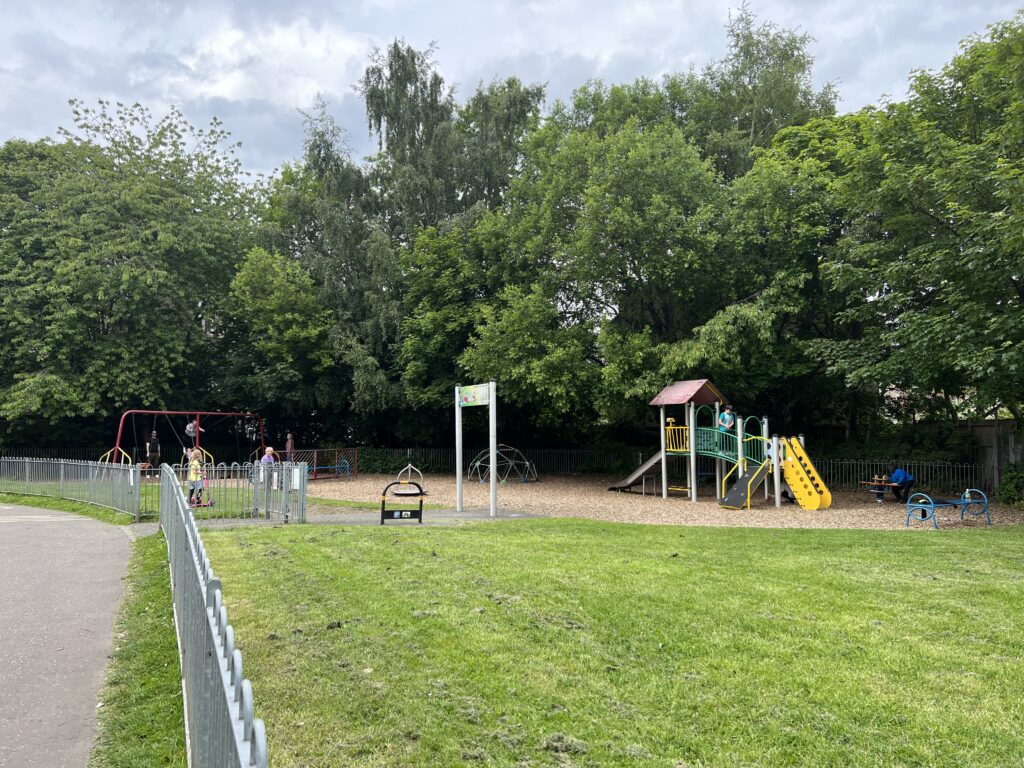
[{"left": 1, "top": 1, "right": 1018, "bottom": 174}]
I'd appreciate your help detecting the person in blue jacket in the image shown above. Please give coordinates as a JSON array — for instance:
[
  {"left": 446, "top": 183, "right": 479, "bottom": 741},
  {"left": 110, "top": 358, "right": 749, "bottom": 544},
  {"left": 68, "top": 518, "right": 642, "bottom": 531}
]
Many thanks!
[{"left": 888, "top": 464, "right": 914, "bottom": 502}]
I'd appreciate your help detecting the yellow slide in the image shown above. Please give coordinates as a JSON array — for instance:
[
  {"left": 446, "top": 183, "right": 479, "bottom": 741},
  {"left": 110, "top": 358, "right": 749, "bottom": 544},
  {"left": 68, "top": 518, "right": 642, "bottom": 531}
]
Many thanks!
[{"left": 781, "top": 437, "right": 832, "bottom": 511}]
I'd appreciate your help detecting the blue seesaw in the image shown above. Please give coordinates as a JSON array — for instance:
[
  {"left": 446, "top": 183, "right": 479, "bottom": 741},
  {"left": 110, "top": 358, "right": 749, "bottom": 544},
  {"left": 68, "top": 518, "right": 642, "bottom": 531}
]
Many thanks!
[{"left": 906, "top": 489, "right": 989, "bottom": 529}]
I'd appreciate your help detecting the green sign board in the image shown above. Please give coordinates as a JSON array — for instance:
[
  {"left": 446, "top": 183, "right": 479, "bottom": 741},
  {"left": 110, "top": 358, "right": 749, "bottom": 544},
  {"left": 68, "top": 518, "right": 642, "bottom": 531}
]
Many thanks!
[{"left": 459, "top": 383, "right": 490, "bottom": 407}]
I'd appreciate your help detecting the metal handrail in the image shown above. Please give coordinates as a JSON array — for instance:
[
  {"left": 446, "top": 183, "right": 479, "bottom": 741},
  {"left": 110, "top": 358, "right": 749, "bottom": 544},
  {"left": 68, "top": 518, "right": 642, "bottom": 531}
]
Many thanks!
[{"left": 160, "top": 465, "right": 269, "bottom": 767}]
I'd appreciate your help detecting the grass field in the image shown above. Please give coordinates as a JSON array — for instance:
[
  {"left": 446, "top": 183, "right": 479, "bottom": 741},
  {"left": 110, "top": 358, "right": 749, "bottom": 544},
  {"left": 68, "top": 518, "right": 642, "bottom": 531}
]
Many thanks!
[
  {"left": 203, "top": 519, "right": 1024, "bottom": 767},
  {"left": 90, "top": 534, "right": 186, "bottom": 767}
]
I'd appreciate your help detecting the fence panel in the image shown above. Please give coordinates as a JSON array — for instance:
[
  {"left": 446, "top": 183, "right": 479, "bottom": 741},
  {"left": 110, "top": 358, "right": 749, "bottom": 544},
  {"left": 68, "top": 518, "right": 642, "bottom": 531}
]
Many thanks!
[
  {"left": 0, "top": 457, "right": 140, "bottom": 520},
  {"left": 139, "top": 462, "right": 308, "bottom": 523},
  {"left": 160, "top": 465, "right": 269, "bottom": 768},
  {"left": 814, "top": 459, "right": 992, "bottom": 493}
]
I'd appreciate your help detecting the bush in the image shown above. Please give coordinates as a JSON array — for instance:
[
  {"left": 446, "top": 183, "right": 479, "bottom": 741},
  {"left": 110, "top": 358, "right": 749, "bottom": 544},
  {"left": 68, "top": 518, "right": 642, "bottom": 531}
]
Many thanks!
[{"left": 995, "top": 465, "right": 1024, "bottom": 505}]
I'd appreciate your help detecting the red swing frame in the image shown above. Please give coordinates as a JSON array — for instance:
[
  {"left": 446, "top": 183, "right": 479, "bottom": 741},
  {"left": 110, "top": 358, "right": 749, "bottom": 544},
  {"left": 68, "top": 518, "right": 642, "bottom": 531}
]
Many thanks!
[{"left": 102, "top": 409, "right": 267, "bottom": 465}]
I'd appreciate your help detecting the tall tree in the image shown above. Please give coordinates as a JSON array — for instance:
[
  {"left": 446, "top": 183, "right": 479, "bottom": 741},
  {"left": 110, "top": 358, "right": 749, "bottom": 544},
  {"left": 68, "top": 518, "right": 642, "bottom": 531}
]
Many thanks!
[
  {"left": 0, "top": 101, "right": 255, "bottom": 442},
  {"left": 665, "top": 6, "right": 837, "bottom": 179}
]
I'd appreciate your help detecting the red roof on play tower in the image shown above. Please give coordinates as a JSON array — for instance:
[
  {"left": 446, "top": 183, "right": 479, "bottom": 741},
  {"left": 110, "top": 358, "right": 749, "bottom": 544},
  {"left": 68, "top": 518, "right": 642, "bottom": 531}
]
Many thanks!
[{"left": 649, "top": 379, "right": 725, "bottom": 407}]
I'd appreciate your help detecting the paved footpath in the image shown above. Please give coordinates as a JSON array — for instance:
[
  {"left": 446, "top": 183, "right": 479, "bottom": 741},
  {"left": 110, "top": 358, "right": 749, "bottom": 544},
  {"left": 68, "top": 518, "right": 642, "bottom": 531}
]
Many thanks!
[{"left": 0, "top": 504, "right": 135, "bottom": 768}]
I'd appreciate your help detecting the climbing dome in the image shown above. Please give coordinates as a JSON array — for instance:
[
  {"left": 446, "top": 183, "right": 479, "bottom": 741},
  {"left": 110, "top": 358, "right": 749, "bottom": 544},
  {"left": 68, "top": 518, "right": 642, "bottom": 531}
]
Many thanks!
[{"left": 467, "top": 444, "right": 538, "bottom": 483}]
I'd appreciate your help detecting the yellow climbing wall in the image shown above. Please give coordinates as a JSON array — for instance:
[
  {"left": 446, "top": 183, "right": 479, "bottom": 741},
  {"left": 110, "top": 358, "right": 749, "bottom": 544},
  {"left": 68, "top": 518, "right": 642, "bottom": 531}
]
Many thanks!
[{"left": 781, "top": 437, "right": 832, "bottom": 511}]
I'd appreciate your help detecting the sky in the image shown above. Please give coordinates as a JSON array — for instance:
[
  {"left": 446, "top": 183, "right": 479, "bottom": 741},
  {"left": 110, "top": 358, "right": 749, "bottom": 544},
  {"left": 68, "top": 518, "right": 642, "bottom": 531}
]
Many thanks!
[{"left": 0, "top": 1, "right": 1018, "bottom": 175}]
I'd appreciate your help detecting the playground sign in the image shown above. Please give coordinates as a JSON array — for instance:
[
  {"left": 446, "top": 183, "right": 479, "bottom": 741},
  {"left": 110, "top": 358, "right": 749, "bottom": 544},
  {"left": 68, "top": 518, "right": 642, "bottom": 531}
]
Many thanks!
[
  {"left": 459, "top": 383, "right": 490, "bottom": 407},
  {"left": 455, "top": 381, "right": 498, "bottom": 517}
]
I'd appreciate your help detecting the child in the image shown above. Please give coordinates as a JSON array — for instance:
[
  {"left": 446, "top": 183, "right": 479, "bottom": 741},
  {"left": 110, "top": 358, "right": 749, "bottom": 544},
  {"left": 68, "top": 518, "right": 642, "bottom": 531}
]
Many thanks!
[
  {"left": 188, "top": 448, "right": 204, "bottom": 506},
  {"left": 717, "top": 405, "right": 735, "bottom": 451}
]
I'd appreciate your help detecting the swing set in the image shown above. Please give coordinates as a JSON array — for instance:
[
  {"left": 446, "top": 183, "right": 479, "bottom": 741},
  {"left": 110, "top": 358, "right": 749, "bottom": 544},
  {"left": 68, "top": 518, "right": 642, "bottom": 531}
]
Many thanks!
[{"left": 99, "top": 410, "right": 267, "bottom": 467}]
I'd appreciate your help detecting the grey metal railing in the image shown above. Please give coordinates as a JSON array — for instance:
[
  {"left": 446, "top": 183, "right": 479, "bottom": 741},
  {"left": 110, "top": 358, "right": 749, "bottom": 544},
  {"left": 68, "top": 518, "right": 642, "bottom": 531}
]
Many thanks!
[
  {"left": 140, "top": 462, "right": 308, "bottom": 523},
  {"left": 160, "top": 465, "right": 269, "bottom": 768},
  {"left": 0, "top": 457, "right": 140, "bottom": 520}
]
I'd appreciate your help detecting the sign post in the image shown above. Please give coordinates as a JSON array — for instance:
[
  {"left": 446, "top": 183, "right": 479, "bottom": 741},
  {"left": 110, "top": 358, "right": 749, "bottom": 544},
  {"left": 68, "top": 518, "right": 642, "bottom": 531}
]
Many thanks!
[{"left": 455, "top": 381, "right": 497, "bottom": 517}]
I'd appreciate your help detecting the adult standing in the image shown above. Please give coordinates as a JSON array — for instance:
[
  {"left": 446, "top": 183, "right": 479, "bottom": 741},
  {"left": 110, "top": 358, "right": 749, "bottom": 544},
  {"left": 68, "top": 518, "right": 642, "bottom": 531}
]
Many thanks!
[
  {"left": 145, "top": 430, "right": 160, "bottom": 477},
  {"left": 285, "top": 433, "right": 295, "bottom": 463}
]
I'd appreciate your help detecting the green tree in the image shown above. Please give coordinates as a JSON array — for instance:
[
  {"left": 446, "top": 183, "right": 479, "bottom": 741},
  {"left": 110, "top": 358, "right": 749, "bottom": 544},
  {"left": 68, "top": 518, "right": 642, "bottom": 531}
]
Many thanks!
[
  {"left": 219, "top": 247, "right": 335, "bottom": 419},
  {"left": 801, "top": 14, "right": 1024, "bottom": 423},
  {"left": 0, "top": 101, "right": 255, "bottom": 440},
  {"left": 665, "top": 6, "right": 837, "bottom": 179}
]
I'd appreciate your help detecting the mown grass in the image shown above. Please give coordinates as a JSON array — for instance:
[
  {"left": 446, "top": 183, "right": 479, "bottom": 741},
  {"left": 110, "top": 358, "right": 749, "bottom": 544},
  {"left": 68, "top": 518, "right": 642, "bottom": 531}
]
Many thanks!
[
  {"left": 202, "top": 520, "right": 1024, "bottom": 767},
  {"left": 0, "top": 491, "right": 133, "bottom": 525},
  {"left": 90, "top": 533, "right": 186, "bottom": 768}
]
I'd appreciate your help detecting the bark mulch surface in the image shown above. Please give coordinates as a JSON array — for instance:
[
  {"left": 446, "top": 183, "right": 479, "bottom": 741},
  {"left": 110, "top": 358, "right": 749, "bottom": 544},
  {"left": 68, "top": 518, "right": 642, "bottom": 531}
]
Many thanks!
[{"left": 309, "top": 474, "right": 1024, "bottom": 531}]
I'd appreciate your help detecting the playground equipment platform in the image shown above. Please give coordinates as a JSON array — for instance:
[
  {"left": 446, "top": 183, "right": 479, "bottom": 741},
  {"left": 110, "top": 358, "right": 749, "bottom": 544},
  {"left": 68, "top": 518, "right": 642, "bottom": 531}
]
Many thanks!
[{"left": 609, "top": 379, "right": 831, "bottom": 511}]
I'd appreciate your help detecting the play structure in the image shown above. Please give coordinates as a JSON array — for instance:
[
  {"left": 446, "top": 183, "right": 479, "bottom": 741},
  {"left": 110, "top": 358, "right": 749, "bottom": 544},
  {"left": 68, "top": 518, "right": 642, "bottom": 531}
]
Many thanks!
[
  {"left": 609, "top": 380, "right": 831, "bottom": 511},
  {"left": 467, "top": 444, "right": 538, "bottom": 484},
  {"left": 906, "top": 490, "right": 990, "bottom": 528}
]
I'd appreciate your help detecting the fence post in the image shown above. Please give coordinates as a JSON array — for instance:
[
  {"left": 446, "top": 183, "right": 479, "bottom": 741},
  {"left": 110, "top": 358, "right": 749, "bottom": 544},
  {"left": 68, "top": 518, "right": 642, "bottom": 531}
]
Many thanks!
[
  {"left": 59, "top": 462, "right": 65, "bottom": 497},
  {"left": 130, "top": 465, "right": 140, "bottom": 522},
  {"left": 24, "top": 457, "right": 29, "bottom": 494},
  {"left": 282, "top": 464, "right": 291, "bottom": 524}
]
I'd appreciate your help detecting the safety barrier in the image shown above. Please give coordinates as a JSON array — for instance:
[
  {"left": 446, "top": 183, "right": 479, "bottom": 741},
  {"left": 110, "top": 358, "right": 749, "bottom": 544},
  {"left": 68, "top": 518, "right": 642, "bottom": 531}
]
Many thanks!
[
  {"left": 160, "top": 465, "right": 269, "bottom": 767},
  {"left": 139, "top": 462, "right": 308, "bottom": 523},
  {"left": 0, "top": 457, "right": 140, "bottom": 520}
]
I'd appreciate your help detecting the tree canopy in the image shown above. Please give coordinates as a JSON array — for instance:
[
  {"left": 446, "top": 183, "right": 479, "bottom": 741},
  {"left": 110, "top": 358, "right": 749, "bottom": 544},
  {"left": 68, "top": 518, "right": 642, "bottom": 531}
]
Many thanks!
[{"left": 2, "top": 9, "right": 1022, "bottom": 453}]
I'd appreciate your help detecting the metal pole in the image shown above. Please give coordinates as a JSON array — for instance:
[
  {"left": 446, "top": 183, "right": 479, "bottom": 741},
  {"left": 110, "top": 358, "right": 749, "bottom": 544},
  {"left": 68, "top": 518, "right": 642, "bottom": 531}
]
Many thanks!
[
  {"left": 488, "top": 381, "right": 497, "bottom": 518},
  {"left": 660, "top": 406, "right": 667, "bottom": 499},
  {"left": 798, "top": 433, "right": 805, "bottom": 449},
  {"left": 714, "top": 401, "right": 722, "bottom": 500},
  {"left": 736, "top": 412, "right": 745, "bottom": 476},
  {"left": 689, "top": 402, "right": 697, "bottom": 502},
  {"left": 763, "top": 416, "right": 770, "bottom": 500},
  {"left": 455, "top": 386, "right": 463, "bottom": 513},
  {"left": 772, "top": 435, "right": 782, "bottom": 508}
]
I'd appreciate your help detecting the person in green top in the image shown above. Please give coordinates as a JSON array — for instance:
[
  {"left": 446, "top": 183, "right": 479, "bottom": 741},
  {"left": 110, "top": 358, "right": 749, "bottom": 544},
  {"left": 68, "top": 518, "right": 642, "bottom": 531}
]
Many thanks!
[{"left": 717, "top": 405, "right": 735, "bottom": 451}]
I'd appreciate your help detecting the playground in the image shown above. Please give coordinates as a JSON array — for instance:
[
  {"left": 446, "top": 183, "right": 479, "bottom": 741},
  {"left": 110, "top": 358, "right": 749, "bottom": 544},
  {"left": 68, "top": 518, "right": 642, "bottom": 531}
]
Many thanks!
[{"left": 309, "top": 473, "right": 1024, "bottom": 530}]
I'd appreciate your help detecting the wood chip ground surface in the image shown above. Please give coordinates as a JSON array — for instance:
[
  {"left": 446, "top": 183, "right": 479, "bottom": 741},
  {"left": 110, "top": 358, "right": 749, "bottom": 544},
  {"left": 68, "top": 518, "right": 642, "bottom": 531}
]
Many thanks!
[{"left": 309, "top": 474, "right": 1024, "bottom": 530}]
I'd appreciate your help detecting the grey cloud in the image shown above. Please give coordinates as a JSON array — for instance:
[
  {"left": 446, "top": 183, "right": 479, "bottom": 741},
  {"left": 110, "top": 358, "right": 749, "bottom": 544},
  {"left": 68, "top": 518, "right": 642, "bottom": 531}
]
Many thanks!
[{"left": 1, "top": 0, "right": 1021, "bottom": 175}]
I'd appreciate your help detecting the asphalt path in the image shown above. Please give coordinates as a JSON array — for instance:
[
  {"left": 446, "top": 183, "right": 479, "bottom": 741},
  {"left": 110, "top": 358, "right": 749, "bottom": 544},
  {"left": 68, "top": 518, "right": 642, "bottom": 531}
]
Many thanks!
[{"left": 0, "top": 504, "right": 133, "bottom": 768}]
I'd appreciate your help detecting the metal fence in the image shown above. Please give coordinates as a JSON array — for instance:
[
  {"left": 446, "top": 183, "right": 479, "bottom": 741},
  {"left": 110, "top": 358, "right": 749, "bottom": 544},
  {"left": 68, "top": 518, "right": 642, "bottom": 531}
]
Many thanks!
[
  {"left": 330, "top": 446, "right": 647, "bottom": 476},
  {"left": 160, "top": 465, "right": 269, "bottom": 768},
  {"left": 0, "top": 447, "right": 112, "bottom": 462},
  {"left": 0, "top": 457, "right": 140, "bottom": 519},
  {"left": 814, "top": 458, "right": 994, "bottom": 493},
  {"left": 293, "top": 448, "right": 358, "bottom": 480},
  {"left": 140, "top": 462, "right": 308, "bottom": 523}
]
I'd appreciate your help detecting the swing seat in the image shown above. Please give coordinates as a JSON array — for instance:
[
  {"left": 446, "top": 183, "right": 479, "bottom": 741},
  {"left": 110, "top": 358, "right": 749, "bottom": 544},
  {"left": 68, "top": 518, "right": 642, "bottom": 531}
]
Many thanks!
[{"left": 393, "top": 486, "right": 425, "bottom": 497}]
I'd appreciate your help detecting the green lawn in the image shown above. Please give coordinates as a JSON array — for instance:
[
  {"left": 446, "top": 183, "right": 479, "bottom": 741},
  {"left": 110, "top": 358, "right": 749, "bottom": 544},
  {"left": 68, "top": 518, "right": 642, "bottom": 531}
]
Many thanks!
[
  {"left": 90, "top": 533, "right": 186, "bottom": 767},
  {"left": 202, "top": 520, "right": 1024, "bottom": 767}
]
